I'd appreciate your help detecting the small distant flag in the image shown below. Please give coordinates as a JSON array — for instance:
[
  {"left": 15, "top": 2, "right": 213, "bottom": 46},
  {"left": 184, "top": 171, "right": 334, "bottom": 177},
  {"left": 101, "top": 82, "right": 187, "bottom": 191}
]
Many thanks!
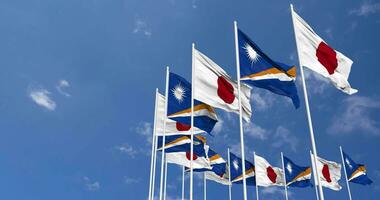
[
  {"left": 342, "top": 151, "right": 373, "bottom": 185},
  {"left": 191, "top": 148, "right": 230, "bottom": 185},
  {"left": 155, "top": 92, "right": 204, "bottom": 136},
  {"left": 254, "top": 154, "right": 285, "bottom": 187},
  {"left": 157, "top": 135, "right": 206, "bottom": 151},
  {"left": 193, "top": 48, "right": 252, "bottom": 122},
  {"left": 165, "top": 142, "right": 211, "bottom": 169},
  {"left": 311, "top": 153, "right": 342, "bottom": 191},
  {"left": 237, "top": 29, "right": 300, "bottom": 108},
  {"left": 291, "top": 8, "right": 357, "bottom": 94},
  {"left": 167, "top": 72, "right": 218, "bottom": 133},
  {"left": 283, "top": 156, "right": 312, "bottom": 187},
  {"left": 229, "top": 152, "right": 256, "bottom": 185}
]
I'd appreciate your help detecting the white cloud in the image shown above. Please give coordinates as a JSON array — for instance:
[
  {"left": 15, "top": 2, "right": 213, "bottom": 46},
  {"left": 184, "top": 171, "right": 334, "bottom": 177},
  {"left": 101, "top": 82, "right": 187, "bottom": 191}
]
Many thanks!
[
  {"left": 244, "top": 122, "right": 269, "bottom": 140},
  {"left": 271, "top": 126, "right": 299, "bottom": 152},
  {"left": 56, "top": 79, "right": 71, "bottom": 97},
  {"left": 83, "top": 176, "right": 100, "bottom": 191},
  {"left": 124, "top": 177, "right": 141, "bottom": 184},
  {"left": 301, "top": 69, "right": 330, "bottom": 95},
  {"left": 261, "top": 187, "right": 292, "bottom": 198},
  {"left": 136, "top": 122, "right": 153, "bottom": 143},
  {"left": 133, "top": 19, "right": 152, "bottom": 37},
  {"left": 328, "top": 96, "right": 380, "bottom": 135},
  {"left": 212, "top": 118, "right": 223, "bottom": 135},
  {"left": 29, "top": 88, "right": 56, "bottom": 111},
  {"left": 350, "top": 1, "right": 380, "bottom": 16},
  {"left": 115, "top": 143, "right": 138, "bottom": 158},
  {"left": 251, "top": 91, "right": 275, "bottom": 111}
]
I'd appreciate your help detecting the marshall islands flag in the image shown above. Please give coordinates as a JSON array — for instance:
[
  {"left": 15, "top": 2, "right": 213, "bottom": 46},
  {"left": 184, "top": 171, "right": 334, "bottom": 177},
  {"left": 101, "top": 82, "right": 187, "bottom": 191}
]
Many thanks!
[
  {"left": 342, "top": 151, "right": 373, "bottom": 185},
  {"left": 237, "top": 29, "right": 300, "bottom": 108},
  {"left": 283, "top": 156, "right": 312, "bottom": 187},
  {"left": 167, "top": 72, "right": 218, "bottom": 133}
]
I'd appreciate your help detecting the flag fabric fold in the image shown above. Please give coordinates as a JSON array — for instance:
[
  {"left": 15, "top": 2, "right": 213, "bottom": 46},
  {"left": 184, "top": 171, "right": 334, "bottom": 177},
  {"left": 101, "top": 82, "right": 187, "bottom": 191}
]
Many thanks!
[
  {"left": 237, "top": 29, "right": 300, "bottom": 108},
  {"left": 155, "top": 92, "right": 204, "bottom": 136},
  {"left": 254, "top": 154, "right": 285, "bottom": 187},
  {"left": 283, "top": 156, "right": 312, "bottom": 187},
  {"left": 342, "top": 151, "right": 373, "bottom": 185},
  {"left": 291, "top": 8, "right": 357, "bottom": 95},
  {"left": 311, "top": 154, "right": 342, "bottom": 191},
  {"left": 165, "top": 142, "right": 211, "bottom": 169},
  {"left": 229, "top": 152, "right": 256, "bottom": 185},
  {"left": 193, "top": 48, "right": 252, "bottom": 122},
  {"left": 167, "top": 72, "right": 218, "bottom": 133}
]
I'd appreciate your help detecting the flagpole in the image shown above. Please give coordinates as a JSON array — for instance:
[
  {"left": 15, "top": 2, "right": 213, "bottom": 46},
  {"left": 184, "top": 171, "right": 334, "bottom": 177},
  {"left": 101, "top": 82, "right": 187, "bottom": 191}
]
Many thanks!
[
  {"left": 190, "top": 43, "right": 195, "bottom": 200},
  {"left": 233, "top": 20, "right": 248, "bottom": 200},
  {"left": 204, "top": 173, "right": 207, "bottom": 200},
  {"left": 164, "top": 157, "right": 168, "bottom": 200},
  {"left": 281, "top": 152, "right": 289, "bottom": 200},
  {"left": 159, "top": 66, "right": 170, "bottom": 200},
  {"left": 340, "top": 146, "right": 353, "bottom": 200},
  {"left": 228, "top": 148, "right": 232, "bottom": 200},
  {"left": 290, "top": 4, "right": 324, "bottom": 200},
  {"left": 151, "top": 126, "right": 159, "bottom": 200},
  {"left": 254, "top": 152, "right": 259, "bottom": 200},
  {"left": 148, "top": 89, "right": 159, "bottom": 200},
  {"left": 182, "top": 166, "right": 185, "bottom": 200},
  {"left": 310, "top": 150, "right": 320, "bottom": 200}
]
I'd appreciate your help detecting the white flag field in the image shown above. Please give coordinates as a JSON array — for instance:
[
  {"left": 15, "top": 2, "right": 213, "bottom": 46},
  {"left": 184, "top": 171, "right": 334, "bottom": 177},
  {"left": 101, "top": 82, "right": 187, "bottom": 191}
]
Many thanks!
[
  {"left": 292, "top": 8, "right": 357, "bottom": 95},
  {"left": 254, "top": 154, "right": 285, "bottom": 187},
  {"left": 193, "top": 48, "right": 252, "bottom": 122},
  {"left": 155, "top": 93, "right": 204, "bottom": 136},
  {"left": 311, "top": 153, "right": 342, "bottom": 191}
]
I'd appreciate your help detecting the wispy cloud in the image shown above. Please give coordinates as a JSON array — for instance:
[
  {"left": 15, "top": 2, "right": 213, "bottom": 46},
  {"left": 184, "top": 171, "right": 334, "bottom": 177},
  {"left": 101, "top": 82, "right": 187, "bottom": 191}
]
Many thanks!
[
  {"left": 244, "top": 122, "right": 269, "bottom": 140},
  {"left": 124, "top": 176, "right": 141, "bottom": 184},
  {"left": 114, "top": 143, "right": 138, "bottom": 158},
  {"left": 136, "top": 122, "right": 153, "bottom": 144},
  {"left": 328, "top": 96, "right": 380, "bottom": 135},
  {"left": 56, "top": 79, "right": 71, "bottom": 97},
  {"left": 261, "top": 187, "right": 292, "bottom": 198},
  {"left": 350, "top": 1, "right": 380, "bottom": 16},
  {"left": 83, "top": 176, "right": 100, "bottom": 191},
  {"left": 271, "top": 126, "right": 299, "bottom": 152},
  {"left": 133, "top": 19, "right": 152, "bottom": 37},
  {"left": 29, "top": 88, "right": 56, "bottom": 111}
]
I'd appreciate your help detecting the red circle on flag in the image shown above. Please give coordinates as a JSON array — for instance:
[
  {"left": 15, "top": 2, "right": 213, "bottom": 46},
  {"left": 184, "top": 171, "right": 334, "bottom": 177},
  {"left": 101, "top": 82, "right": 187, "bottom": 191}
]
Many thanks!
[
  {"left": 266, "top": 166, "right": 277, "bottom": 183},
  {"left": 322, "top": 164, "right": 332, "bottom": 183},
  {"left": 316, "top": 41, "right": 338, "bottom": 75},
  {"left": 176, "top": 122, "right": 191, "bottom": 131},
  {"left": 186, "top": 152, "right": 198, "bottom": 161},
  {"left": 217, "top": 76, "right": 235, "bottom": 104}
]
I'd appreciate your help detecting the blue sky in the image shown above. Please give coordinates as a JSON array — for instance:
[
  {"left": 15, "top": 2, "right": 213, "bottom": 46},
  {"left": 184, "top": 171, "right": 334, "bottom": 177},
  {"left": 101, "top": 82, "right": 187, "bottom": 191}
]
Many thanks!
[{"left": 0, "top": 0, "right": 379, "bottom": 199}]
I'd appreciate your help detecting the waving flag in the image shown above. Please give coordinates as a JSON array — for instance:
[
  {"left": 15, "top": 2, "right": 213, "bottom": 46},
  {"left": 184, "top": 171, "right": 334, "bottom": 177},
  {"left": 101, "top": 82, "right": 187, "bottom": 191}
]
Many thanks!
[
  {"left": 237, "top": 29, "right": 300, "bottom": 108},
  {"left": 157, "top": 135, "right": 206, "bottom": 151},
  {"left": 165, "top": 142, "right": 211, "bottom": 169},
  {"left": 167, "top": 72, "right": 218, "bottom": 133},
  {"left": 193, "top": 48, "right": 252, "bottom": 122},
  {"left": 229, "top": 152, "right": 256, "bottom": 185},
  {"left": 255, "top": 154, "right": 285, "bottom": 187},
  {"left": 283, "top": 156, "right": 312, "bottom": 187},
  {"left": 311, "top": 154, "right": 342, "bottom": 191},
  {"left": 291, "top": 8, "right": 357, "bottom": 94},
  {"left": 155, "top": 92, "right": 204, "bottom": 136},
  {"left": 342, "top": 151, "right": 373, "bottom": 185}
]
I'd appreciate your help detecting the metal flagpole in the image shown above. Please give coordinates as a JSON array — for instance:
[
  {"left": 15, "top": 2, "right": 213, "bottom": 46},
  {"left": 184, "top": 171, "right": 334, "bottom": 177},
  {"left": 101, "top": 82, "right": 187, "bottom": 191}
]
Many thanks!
[
  {"left": 253, "top": 152, "right": 259, "bottom": 200},
  {"left": 290, "top": 4, "right": 324, "bottom": 200},
  {"left": 190, "top": 43, "right": 195, "bottom": 200},
  {"left": 340, "top": 146, "right": 353, "bottom": 200},
  {"left": 151, "top": 126, "right": 159, "bottom": 200},
  {"left": 228, "top": 148, "right": 232, "bottom": 200},
  {"left": 310, "top": 150, "right": 320, "bottom": 200},
  {"left": 164, "top": 157, "right": 168, "bottom": 200},
  {"left": 148, "top": 89, "right": 159, "bottom": 200},
  {"left": 159, "top": 67, "right": 170, "bottom": 200},
  {"left": 281, "top": 152, "right": 289, "bottom": 200},
  {"left": 233, "top": 20, "right": 248, "bottom": 200},
  {"left": 204, "top": 173, "right": 207, "bottom": 200},
  {"left": 182, "top": 166, "right": 185, "bottom": 200}
]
